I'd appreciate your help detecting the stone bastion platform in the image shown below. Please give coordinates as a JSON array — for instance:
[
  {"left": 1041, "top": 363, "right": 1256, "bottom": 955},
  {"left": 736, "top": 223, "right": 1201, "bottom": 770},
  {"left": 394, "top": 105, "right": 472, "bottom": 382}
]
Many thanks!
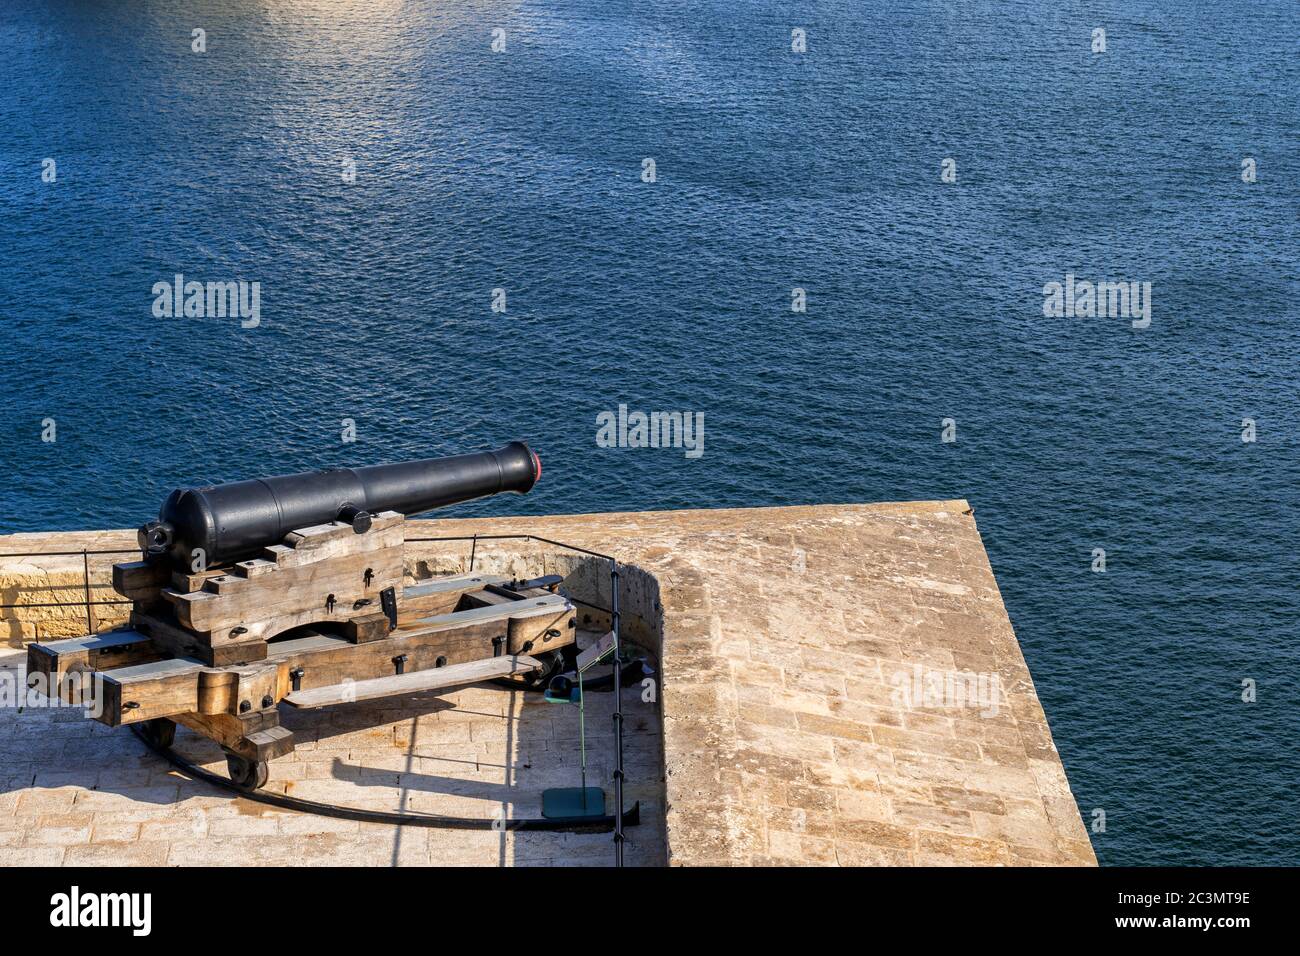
[{"left": 0, "top": 502, "right": 1096, "bottom": 866}]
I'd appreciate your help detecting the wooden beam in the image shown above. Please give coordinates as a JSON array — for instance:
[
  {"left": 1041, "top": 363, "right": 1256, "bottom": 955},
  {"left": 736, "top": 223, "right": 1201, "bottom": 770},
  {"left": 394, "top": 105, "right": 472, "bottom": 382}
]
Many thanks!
[
  {"left": 283, "top": 654, "right": 541, "bottom": 709},
  {"left": 407, "top": 593, "right": 570, "bottom": 629},
  {"left": 166, "top": 551, "right": 404, "bottom": 636},
  {"left": 195, "top": 661, "right": 289, "bottom": 716},
  {"left": 40, "top": 589, "right": 575, "bottom": 727},
  {"left": 97, "top": 657, "right": 206, "bottom": 727},
  {"left": 111, "top": 561, "right": 168, "bottom": 602},
  {"left": 402, "top": 594, "right": 575, "bottom": 657},
  {"left": 264, "top": 619, "right": 539, "bottom": 688},
  {"left": 174, "top": 711, "right": 295, "bottom": 762},
  {"left": 26, "top": 629, "right": 161, "bottom": 692},
  {"left": 399, "top": 573, "right": 512, "bottom": 618},
  {"left": 341, "top": 611, "right": 391, "bottom": 645},
  {"left": 132, "top": 609, "right": 268, "bottom": 666}
]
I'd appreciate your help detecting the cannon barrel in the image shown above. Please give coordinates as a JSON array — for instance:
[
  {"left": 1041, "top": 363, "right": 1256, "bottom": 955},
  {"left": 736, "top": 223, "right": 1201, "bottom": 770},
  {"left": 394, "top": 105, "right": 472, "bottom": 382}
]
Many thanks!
[{"left": 138, "top": 442, "right": 541, "bottom": 568}]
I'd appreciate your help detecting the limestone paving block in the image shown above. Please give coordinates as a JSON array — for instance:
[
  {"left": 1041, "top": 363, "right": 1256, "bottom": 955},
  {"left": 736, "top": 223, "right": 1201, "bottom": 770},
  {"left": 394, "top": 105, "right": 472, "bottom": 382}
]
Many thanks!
[{"left": 0, "top": 502, "right": 1093, "bottom": 866}]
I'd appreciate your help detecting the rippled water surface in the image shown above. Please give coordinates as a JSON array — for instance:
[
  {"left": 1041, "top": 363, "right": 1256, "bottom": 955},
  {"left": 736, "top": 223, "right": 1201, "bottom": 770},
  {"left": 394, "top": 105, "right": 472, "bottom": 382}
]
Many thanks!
[{"left": 2, "top": 1, "right": 1297, "bottom": 865}]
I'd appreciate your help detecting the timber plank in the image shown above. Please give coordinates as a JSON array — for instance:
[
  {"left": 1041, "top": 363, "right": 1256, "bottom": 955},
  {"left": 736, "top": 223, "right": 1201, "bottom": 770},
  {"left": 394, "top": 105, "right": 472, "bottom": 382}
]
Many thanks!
[
  {"left": 208, "top": 522, "right": 405, "bottom": 596},
  {"left": 166, "top": 551, "right": 404, "bottom": 635},
  {"left": 402, "top": 573, "right": 510, "bottom": 598},
  {"left": 132, "top": 610, "right": 268, "bottom": 665},
  {"left": 399, "top": 573, "right": 511, "bottom": 618},
  {"left": 26, "top": 630, "right": 163, "bottom": 691},
  {"left": 99, "top": 657, "right": 206, "bottom": 726},
  {"left": 264, "top": 619, "right": 534, "bottom": 688},
  {"left": 408, "top": 593, "right": 570, "bottom": 629},
  {"left": 283, "top": 654, "right": 542, "bottom": 708},
  {"left": 112, "top": 561, "right": 169, "bottom": 601}
]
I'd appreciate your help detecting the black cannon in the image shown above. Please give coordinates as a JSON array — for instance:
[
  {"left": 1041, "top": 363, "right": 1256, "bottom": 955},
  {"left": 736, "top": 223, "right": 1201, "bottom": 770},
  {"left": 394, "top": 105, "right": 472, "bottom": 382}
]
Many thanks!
[
  {"left": 138, "top": 441, "right": 542, "bottom": 568},
  {"left": 31, "top": 439, "right": 580, "bottom": 790}
]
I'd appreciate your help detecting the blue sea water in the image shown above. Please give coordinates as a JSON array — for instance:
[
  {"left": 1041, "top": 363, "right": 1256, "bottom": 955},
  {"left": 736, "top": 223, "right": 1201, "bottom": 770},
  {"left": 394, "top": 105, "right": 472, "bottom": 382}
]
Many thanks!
[{"left": 1, "top": 1, "right": 1297, "bottom": 865}]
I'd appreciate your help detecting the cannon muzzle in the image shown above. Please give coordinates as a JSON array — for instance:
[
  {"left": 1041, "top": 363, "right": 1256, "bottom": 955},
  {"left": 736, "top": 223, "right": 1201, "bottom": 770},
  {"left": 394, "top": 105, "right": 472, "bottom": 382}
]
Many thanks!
[{"left": 139, "top": 442, "right": 541, "bottom": 568}]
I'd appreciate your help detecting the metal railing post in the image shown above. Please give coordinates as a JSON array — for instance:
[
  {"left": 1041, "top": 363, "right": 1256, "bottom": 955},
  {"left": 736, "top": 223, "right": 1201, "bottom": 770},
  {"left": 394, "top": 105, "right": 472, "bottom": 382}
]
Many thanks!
[
  {"left": 610, "top": 563, "right": 624, "bottom": 866},
  {"left": 82, "top": 550, "right": 93, "bottom": 633}
]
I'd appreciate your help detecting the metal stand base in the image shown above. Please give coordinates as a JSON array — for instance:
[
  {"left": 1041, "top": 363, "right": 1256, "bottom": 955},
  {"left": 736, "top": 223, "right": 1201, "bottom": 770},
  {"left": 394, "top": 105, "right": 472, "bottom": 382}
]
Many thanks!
[{"left": 542, "top": 787, "right": 606, "bottom": 819}]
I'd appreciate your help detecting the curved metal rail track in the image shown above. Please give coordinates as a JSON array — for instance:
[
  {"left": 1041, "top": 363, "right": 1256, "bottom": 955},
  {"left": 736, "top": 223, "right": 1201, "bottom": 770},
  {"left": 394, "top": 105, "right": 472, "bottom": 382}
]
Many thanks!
[{"left": 130, "top": 724, "right": 639, "bottom": 833}]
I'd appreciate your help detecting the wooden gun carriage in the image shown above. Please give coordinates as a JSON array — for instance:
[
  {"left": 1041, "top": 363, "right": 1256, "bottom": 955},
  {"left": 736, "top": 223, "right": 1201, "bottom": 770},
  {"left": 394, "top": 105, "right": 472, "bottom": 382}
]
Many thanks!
[{"left": 26, "top": 444, "right": 576, "bottom": 789}]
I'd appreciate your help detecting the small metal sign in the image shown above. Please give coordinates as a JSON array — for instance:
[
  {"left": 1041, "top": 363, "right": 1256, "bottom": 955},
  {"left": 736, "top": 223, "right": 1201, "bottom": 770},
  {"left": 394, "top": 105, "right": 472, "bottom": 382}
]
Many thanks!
[{"left": 576, "top": 630, "right": 616, "bottom": 674}]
